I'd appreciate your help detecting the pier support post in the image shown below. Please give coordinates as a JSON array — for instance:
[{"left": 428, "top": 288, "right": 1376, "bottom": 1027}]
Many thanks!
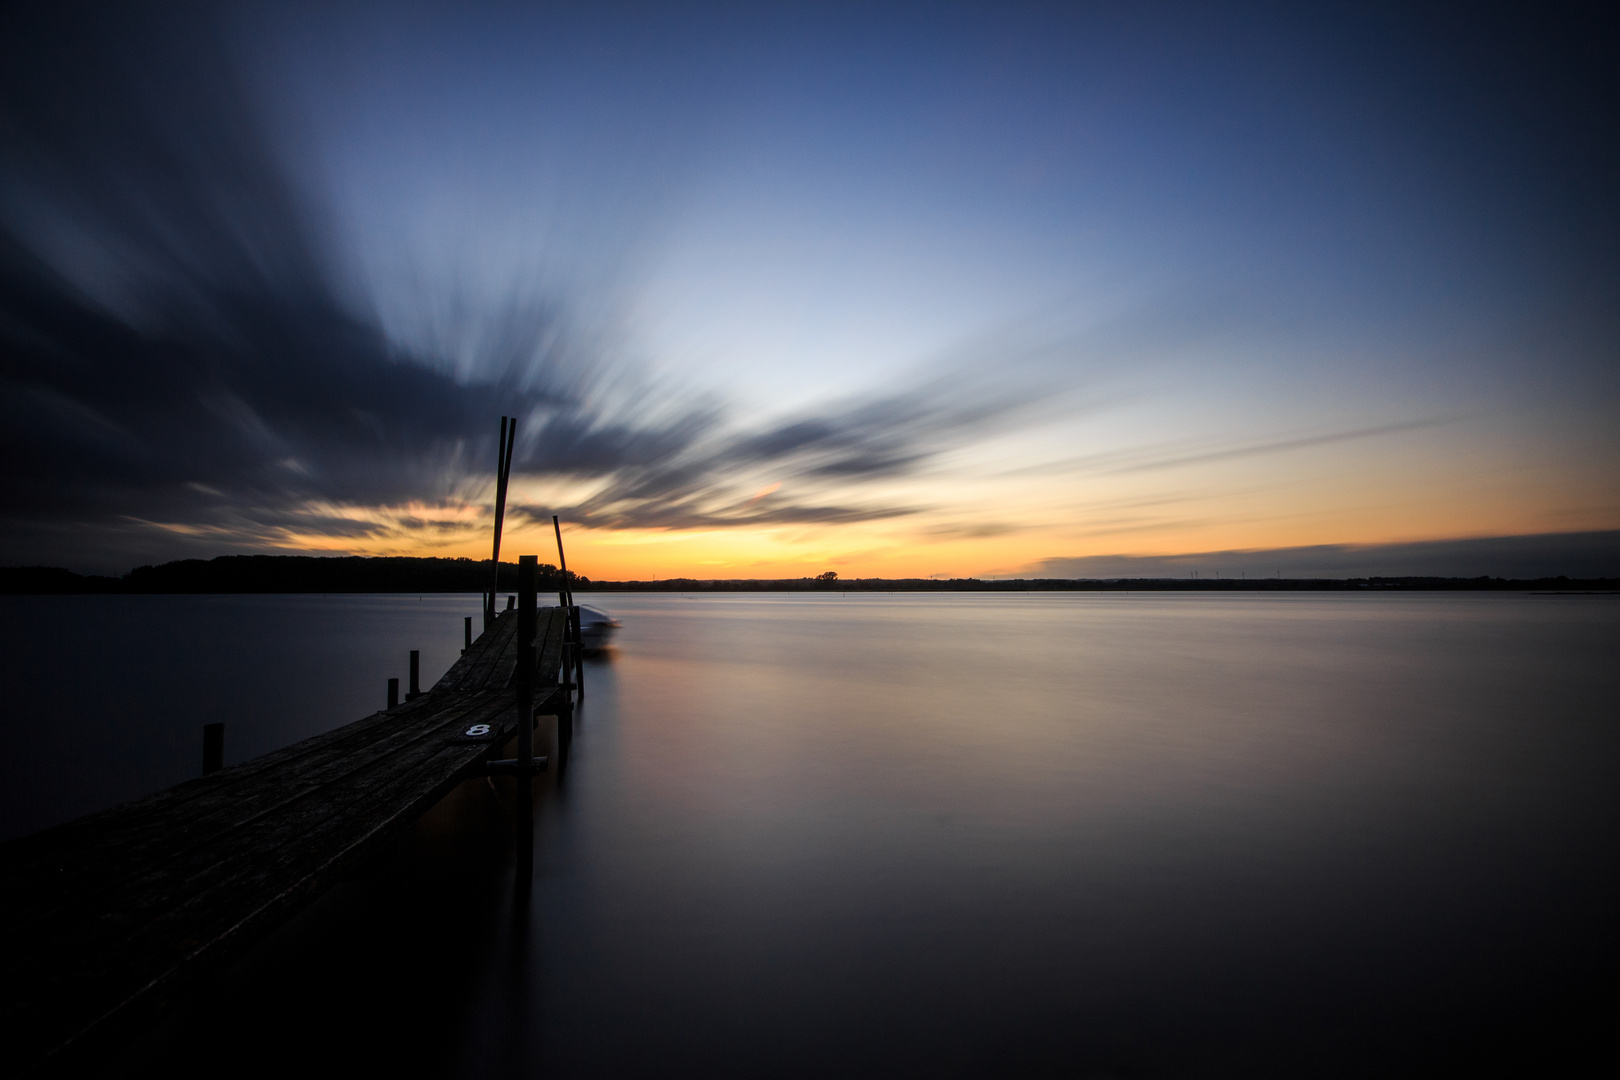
[
  {"left": 408, "top": 650, "right": 421, "bottom": 700},
  {"left": 202, "top": 723, "right": 223, "bottom": 775},
  {"left": 387, "top": 678, "right": 399, "bottom": 709},
  {"left": 488, "top": 416, "right": 516, "bottom": 628},
  {"left": 560, "top": 639, "right": 574, "bottom": 705},
  {"left": 515, "top": 556, "right": 538, "bottom": 848},
  {"left": 552, "top": 514, "right": 585, "bottom": 702},
  {"left": 516, "top": 558, "right": 536, "bottom": 769},
  {"left": 464, "top": 616, "right": 472, "bottom": 651}
]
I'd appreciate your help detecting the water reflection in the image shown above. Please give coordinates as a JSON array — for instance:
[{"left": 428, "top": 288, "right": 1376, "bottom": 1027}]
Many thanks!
[{"left": 4, "top": 593, "right": 1613, "bottom": 1076}]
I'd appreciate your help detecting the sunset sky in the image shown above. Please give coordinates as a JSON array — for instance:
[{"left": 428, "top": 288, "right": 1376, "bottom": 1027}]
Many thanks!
[{"left": 2, "top": 2, "right": 1616, "bottom": 578}]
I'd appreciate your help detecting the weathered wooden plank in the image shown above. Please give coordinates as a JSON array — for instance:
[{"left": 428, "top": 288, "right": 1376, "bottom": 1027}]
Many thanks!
[
  {"left": 456, "top": 608, "right": 521, "bottom": 691},
  {"left": 1, "top": 681, "right": 456, "bottom": 862},
  {"left": 431, "top": 605, "right": 511, "bottom": 690},
  {"left": 0, "top": 690, "right": 504, "bottom": 937},
  {"left": 0, "top": 607, "right": 553, "bottom": 906},
  {"left": 0, "top": 610, "right": 569, "bottom": 1076},
  {"left": 6, "top": 691, "right": 542, "bottom": 1065},
  {"left": 485, "top": 621, "right": 523, "bottom": 690},
  {"left": 537, "top": 605, "right": 568, "bottom": 688},
  {"left": 2, "top": 686, "right": 569, "bottom": 1073},
  {"left": 0, "top": 690, "right": 472, "bottom": 921}
]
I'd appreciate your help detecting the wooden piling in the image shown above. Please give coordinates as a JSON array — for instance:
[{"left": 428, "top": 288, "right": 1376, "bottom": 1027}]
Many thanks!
[
  {"left": 552, "top": 515, "right": 584, "bottom": 701},
  {"left": 464, "top": 616, "right": 472, "bottom": 651},
  {"left": 408, "top": 650, "right": 420, "bottom": 700},
  {"left": 487, "top": 416, "right": 517, "bottom": 626},
  {"left": 387, "top": 677, "right": 399, "bottom": 709},
  {"left": 517, "top": 557, "right": 537, "bottom": 773}
]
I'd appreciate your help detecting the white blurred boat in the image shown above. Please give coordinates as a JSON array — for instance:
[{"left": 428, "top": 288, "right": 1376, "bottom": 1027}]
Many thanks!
[{"left": 576, "top": 605, "right": 620, "bottom": 650}]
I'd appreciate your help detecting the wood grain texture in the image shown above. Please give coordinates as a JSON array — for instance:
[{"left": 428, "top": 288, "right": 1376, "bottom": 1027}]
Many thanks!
[{"left": 0, "top": 606, "right": 569, "bottom": 1076}]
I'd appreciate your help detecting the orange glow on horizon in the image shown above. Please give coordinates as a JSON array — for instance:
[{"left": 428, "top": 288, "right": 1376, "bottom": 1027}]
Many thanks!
[
  {"left": 244, "top": 413, "right": 1620, "bottom": 580},
  {"left": 261, "top": 496, "right": 1618, "bottom": 580}
]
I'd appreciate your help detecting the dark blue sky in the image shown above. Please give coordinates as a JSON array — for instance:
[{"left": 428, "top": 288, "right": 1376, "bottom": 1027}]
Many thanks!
[{"left": 2, "top": 2, "right": 1615, "bottom": 574}]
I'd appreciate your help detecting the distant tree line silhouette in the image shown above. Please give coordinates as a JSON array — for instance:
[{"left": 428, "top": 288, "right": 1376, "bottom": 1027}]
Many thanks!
[
  {"left": 0, "top": 555, "right": 584, "bottom": 594},
  {"left": 572, "top": 575, "right": 1617, "bottom": 593},
  {"left": 1, "top": 556, "right": 1614, "bottom": 594}
]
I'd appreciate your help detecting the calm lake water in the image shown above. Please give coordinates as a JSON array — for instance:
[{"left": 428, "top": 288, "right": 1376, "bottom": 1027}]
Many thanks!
[{"left": 3, "top": 591, "right": 1617, "bottom": 1076}]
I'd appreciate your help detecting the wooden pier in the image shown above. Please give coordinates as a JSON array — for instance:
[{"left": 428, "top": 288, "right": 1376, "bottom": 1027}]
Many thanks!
[{"left": 0, "top": 586, "right": 577, "bottom": 1075}]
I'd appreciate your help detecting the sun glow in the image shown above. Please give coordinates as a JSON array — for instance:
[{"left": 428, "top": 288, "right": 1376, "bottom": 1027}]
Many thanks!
[{"left": 260, "top": 408, "right": 1620, "bottom": 582}]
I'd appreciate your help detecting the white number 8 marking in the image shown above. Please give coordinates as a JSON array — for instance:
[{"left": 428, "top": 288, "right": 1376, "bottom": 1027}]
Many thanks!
[{"left": 465, "top": 724, "right": 491, "bottom": 737}]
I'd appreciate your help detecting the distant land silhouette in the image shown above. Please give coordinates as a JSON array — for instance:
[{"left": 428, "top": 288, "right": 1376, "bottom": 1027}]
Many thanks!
[
  {"left": 2, "top": 551, "right": 1616, "bottom": 594},
  {"left": 0, "top": 556, "right": 582, "bottom": 595}
]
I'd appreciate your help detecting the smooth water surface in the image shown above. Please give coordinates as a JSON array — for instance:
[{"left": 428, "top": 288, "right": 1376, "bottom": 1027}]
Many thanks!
[{"left": 4, "top": 592, "right": 1616, "bottom": 1076}]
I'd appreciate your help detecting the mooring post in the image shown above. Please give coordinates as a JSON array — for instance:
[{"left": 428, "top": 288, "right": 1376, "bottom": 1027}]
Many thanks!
[
  {"left": 202, "top": 723, "right": 224, "bottom": 775},
  {"left": 488, "top": 416, "right": 516, "bottom": 627},
  {"left": 517, "top": 557, "right": 537, "bottom": 767},
  {"left": 558, "top": 617, "right": 574, "bottom": 703},
  {"left": 387, "top": 678, "right": 399, "bottom": 709},
  {"left": 468, "top": 556, "right": 547, "bottom": 792},
  {"left": 552, "top": 515, "right": 585, "bottom": 701},
  {"left": 408, "top": 650, "right": 421, "bottom": 700},
  {"left": 515, "top": 555, "right": 538, "bottom": 848},
  {"left": 464, "top": 615, "right": 472, "bottom": 651}
]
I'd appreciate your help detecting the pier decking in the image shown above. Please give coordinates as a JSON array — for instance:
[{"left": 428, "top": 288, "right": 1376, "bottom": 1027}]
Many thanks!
[{"left": 0, "top": 604, "right": 573, "bottom": 1076}]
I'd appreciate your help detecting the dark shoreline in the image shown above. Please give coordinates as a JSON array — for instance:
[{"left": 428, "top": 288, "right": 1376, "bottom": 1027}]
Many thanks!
[{"left": 3, "top": 555, "right": 1616, "bottom": 595}]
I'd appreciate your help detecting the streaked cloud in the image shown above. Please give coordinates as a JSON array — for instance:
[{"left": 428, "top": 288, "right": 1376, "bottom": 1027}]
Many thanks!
[
  {"left": 1001, "top": 417, "right": 1463, "bottom": 480},
  {"left": 1, "top": 2, "right": 1615, "bottom": 577},
  {"left": 1031, "top": 531, "right": 1620, "bottom": 580},
  {"left": 0, "top": 4, "right": 1066, "bottom": 569}
]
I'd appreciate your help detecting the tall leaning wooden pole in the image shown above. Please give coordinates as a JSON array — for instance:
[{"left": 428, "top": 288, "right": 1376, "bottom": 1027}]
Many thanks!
[{"left": 487, "top": 416, "right": 516, "bottom": 627}]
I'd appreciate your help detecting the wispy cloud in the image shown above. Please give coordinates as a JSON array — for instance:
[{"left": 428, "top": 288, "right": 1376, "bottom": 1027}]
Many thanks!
[
  {"left": 1001, "top": 416, "right": 1461, "bottom": 479},
  {"left": 532, "top": 369, "right": 1049, "bottom": 531},
  {"left": 1030, "top": 530, "right": 1620, "bottom": 579},
  {"left": 923, "top": 522, "right": 1026, "bottom": 540},
  {"left": 0, "top": 7, "right": 658, "bottom": 567}
]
